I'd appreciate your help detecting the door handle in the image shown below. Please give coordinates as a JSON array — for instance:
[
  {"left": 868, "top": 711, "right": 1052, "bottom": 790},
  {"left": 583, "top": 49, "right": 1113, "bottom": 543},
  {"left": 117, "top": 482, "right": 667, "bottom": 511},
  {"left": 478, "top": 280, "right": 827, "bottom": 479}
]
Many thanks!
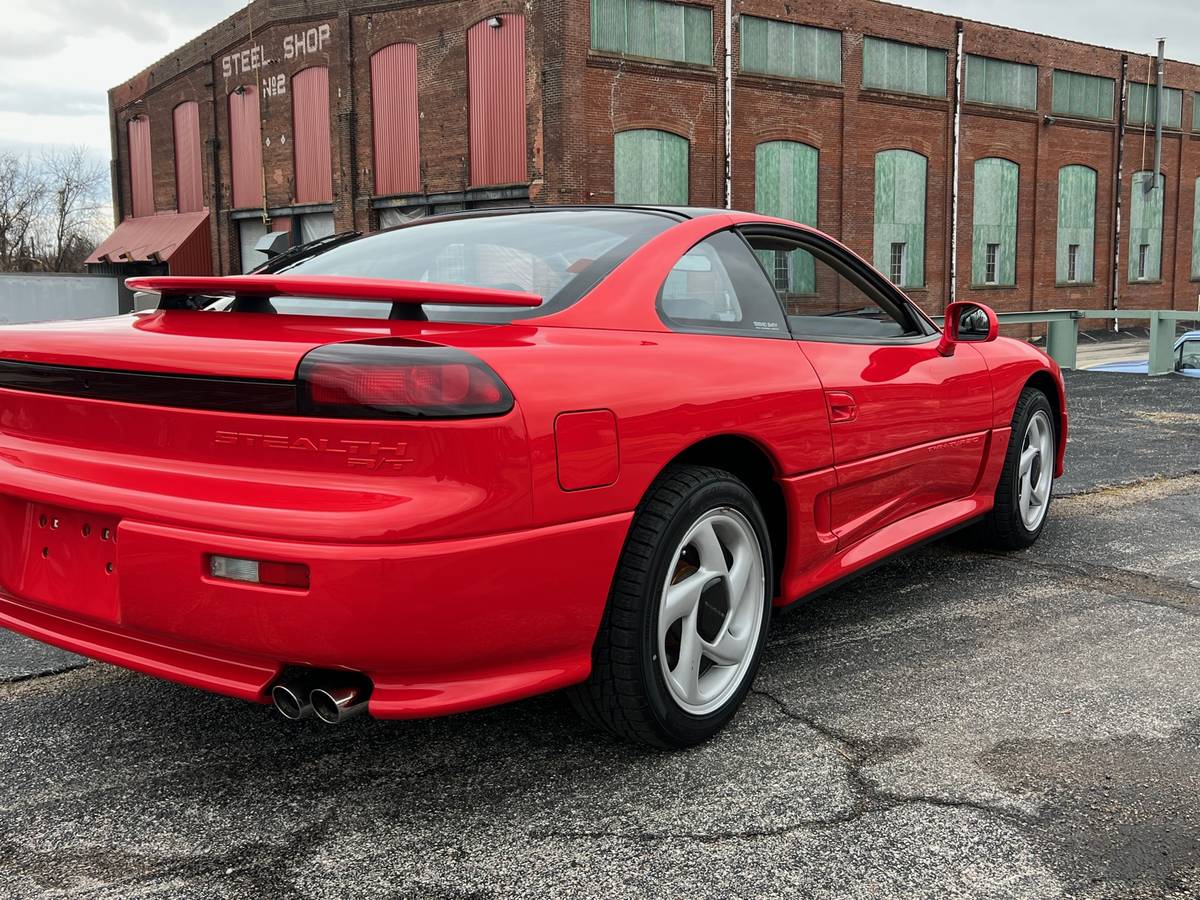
[{"left": 825, "top": 391, "right": 858, "bottom": 423}]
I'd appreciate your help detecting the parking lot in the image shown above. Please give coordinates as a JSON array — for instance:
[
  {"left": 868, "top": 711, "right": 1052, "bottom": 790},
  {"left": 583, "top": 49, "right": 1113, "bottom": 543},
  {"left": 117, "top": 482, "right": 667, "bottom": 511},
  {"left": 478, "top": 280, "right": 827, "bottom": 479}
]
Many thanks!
[{"left": 1, "top": 370, "right": 1197, "bottom": 900}]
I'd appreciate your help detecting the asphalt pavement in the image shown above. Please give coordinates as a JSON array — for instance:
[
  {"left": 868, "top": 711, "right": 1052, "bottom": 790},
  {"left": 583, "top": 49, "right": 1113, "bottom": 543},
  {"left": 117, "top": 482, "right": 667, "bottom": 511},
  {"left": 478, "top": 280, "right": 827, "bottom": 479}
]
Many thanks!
[{"left": 1, "top": 370, "right": 1198, "bottom": 899}]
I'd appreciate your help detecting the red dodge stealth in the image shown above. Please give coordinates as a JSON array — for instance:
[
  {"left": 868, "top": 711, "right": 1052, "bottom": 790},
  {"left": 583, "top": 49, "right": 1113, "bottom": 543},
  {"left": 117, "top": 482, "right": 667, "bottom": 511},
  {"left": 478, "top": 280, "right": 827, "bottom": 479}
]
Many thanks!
[{"left": 0, "top": 207, "right": 1065, "bottom": 747}]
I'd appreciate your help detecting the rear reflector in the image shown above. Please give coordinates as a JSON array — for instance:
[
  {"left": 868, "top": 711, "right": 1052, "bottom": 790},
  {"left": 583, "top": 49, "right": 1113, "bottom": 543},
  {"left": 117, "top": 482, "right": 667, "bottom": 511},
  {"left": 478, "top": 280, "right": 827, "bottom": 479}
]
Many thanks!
[
  {"left": 298, "top": 340, "right": 512, "bottom": 419},
  {"left": 210, "top": 555, "right": 310, "bottom": 589}
]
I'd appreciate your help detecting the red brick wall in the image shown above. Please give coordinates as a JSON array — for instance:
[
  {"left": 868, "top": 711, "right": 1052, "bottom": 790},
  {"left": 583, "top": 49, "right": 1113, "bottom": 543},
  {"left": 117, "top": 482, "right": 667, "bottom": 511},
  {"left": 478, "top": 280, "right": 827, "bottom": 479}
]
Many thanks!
[{"left": 108, "top": 0, "right": 1200, "bottom": 312}]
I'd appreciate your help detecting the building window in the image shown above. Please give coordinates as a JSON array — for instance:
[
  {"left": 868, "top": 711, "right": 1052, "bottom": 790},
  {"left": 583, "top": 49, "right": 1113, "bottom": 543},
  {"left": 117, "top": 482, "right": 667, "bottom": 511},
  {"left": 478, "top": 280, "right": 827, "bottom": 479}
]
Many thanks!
[
  {"left": 292, "top": 67, "right": 333, "bottom": 204},
  {"left": 229, "top": 85, "right": 263, "bottom": 210},
  {"left": 889, "top": 242, "right": 906, "bottom": 285},
  {"left": 614, "top": 129, "right": 688, "bottom": 205},
  {"left": 873, "top": 149, "right": 927, "bottom": 289},
  {"left": 739, "top": 16, "right": 840, "bottom": 84},
  {"left": 371, "top": 43, "right": 420, "bottom": 196},
  {"left": 172, "top": 101, "right": 203, "bottom": 213},
  {"left": 985, "top": 243, "right": 1000, "bottom": 284},
  {"left": 971, "top": 157, "right": 1018, "bottom": 287},
  {"left": 237, "top": 218, "right": 268, "bottom": 273},
  {"left": 127, "top": 116, "right": 154, "bottom": 218},
  {"left": 862, "top": 37, "right": 946, "bottom": 98},
  {"left": 1128, "top": 171, "right": 1164, "bottom": 283},
  {"left": 1128, "top": 82, "right": 1183, "bottom": 129},
  {"left": 964, "top": 54, "right": 1037, "bottom": 111},
  {"left": 1056, "top": 165, "right": 1096, "bottom": 285},
  {"left": 1193, "top": 176, "right": 1200, "bottom": 280},
  {"left": 591, "top": 0, "right": 712, "bottom": 66},
  {"left": 754, "top": 141, "right": 818, "bottom": 293},
  {"left": 1051, "top": 70, "right": 1115, "bottom": 121}
]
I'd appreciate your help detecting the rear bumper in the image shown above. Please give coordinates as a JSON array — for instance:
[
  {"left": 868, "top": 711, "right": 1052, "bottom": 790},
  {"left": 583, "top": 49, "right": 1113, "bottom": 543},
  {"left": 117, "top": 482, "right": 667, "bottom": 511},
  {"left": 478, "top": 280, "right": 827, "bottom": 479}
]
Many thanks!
[{"left": 0, "top": 511, "right": 631, "bottom": 718}]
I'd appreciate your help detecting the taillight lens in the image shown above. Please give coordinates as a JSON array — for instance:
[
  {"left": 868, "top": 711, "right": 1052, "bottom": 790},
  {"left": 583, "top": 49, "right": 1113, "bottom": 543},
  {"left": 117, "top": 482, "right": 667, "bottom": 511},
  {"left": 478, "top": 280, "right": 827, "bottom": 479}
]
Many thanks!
[{"left": 297, "top": 341, "right": 513, "bottom": 419}]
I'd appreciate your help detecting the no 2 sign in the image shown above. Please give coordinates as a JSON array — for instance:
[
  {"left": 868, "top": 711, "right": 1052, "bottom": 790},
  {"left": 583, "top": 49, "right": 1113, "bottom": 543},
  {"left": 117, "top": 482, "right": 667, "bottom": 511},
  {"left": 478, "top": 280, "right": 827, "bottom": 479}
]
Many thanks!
[{"left": 263, "top": 74, "right": 287, "bottom": 98}]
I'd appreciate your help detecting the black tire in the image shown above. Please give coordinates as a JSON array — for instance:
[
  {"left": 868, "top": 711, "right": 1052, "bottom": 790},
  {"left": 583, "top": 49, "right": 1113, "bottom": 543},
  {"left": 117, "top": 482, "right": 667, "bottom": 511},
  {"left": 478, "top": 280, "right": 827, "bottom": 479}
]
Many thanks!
[
  {"left": 570, "top": 464, "right": 773, "bottom": 749},
  {"left": 972, "top": 387, "right": 1057, "bottom": 551}
]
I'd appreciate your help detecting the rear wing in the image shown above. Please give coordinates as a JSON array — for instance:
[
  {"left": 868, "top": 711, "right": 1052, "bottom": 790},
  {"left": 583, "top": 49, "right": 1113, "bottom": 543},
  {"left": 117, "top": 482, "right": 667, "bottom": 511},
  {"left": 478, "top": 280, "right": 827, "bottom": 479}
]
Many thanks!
[{"left": 125, "top": 275, "right": 543, "bottom": 309}]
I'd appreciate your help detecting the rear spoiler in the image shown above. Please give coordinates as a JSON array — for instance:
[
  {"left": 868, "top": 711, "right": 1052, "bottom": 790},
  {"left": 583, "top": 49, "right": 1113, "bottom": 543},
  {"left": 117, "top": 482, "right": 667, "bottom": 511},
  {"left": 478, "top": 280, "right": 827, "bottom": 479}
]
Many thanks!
[{"left": 125, "top": 275, "right": 543, "bottom": 308}]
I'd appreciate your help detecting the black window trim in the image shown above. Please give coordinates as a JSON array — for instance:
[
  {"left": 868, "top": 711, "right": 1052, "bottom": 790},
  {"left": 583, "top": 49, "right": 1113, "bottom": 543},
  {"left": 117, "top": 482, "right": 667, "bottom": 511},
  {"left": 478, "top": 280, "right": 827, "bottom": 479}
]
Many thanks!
[
  {"left": 736, "top": 223, "right": 940, "bottom": 345},
  {"left": 654, "top": 227, "right": 793, "bottom": 340}
]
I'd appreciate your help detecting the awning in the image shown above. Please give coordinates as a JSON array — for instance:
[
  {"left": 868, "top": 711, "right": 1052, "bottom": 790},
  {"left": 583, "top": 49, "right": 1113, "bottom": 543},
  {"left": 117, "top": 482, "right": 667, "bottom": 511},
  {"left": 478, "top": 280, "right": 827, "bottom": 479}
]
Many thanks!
[{"left": 86, "top": 210, "right": 212, "bottom": 275}]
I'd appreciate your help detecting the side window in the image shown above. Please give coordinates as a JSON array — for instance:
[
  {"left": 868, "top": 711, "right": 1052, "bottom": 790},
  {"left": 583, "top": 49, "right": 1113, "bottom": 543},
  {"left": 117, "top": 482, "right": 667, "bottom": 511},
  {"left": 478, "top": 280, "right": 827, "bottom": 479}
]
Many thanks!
[
  {"left": 741, "top": 230, "right": 924, "bottom": 341},
  {"left": 1179, "top": 341, "right": 1200, "bottom": 371},
  {"left": 658, "top": 230, "right": 789, "bottom": 338}
]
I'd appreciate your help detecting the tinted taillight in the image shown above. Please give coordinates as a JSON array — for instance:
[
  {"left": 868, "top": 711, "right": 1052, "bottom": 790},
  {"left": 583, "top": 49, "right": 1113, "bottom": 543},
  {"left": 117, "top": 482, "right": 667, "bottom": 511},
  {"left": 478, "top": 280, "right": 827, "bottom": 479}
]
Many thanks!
[{"left": 297, "top": 341, "right": 513, "bottom": 419}]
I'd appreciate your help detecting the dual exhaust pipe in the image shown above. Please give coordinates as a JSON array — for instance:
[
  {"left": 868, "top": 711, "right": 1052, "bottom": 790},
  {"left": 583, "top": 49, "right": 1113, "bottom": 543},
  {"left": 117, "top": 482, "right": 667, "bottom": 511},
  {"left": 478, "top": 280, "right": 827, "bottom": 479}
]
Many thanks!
[{"left": 271, "top": 675, "right": 370, "bottom": 725}]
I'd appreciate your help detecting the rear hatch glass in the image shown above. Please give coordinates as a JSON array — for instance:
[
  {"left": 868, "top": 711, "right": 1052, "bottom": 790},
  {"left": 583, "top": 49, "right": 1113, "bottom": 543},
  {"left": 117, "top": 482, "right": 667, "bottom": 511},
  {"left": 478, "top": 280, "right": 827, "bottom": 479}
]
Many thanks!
[{"left": 232, "top": 208, "right": 676, "bottom": 323}]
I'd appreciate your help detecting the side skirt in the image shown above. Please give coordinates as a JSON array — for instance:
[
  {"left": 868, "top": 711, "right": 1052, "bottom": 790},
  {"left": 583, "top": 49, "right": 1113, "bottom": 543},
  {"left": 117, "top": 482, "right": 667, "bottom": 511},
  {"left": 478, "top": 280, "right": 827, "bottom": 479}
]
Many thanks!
[{"left": 774, "top": 513, "right": 984, "bottom": 614}]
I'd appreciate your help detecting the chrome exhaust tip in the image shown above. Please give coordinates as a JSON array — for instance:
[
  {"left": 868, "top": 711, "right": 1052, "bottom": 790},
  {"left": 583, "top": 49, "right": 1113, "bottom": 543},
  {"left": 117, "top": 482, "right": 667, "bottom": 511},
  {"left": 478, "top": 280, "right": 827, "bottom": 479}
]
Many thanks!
[
  {"left": 311, "top": 684, "right": 369, "bottom": 724},
  {"left": 271, "top": 683, "right": 314, "bottom": 721}
]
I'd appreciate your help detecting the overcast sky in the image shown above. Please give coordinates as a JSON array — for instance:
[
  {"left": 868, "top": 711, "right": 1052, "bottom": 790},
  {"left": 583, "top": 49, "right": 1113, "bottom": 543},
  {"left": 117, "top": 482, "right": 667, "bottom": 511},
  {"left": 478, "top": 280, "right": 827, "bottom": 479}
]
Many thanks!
[{"left": 0, "top": 0, "right": 1195, "bottom": 162}]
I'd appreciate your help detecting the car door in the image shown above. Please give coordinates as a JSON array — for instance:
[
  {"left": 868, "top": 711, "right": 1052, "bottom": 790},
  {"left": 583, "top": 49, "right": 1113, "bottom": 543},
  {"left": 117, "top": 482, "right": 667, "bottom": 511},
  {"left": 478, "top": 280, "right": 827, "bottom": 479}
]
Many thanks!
[{"left": 740, "top": 225, "right": 994, "bottom": 549}]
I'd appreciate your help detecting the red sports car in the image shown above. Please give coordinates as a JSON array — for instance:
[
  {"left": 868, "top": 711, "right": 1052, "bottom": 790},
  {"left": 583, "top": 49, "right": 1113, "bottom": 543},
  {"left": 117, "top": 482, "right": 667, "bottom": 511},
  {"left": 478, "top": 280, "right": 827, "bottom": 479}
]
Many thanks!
[{"left": 0, "top": 207, "right": 1065, "bottom": 747}]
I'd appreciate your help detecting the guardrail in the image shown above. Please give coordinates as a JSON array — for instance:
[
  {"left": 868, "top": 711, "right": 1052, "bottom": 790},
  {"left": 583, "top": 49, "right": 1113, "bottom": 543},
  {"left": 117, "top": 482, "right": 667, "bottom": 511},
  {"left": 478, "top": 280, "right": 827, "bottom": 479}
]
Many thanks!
[{"left": 933, "top": 308, "right": 1200, "bottom": 376}]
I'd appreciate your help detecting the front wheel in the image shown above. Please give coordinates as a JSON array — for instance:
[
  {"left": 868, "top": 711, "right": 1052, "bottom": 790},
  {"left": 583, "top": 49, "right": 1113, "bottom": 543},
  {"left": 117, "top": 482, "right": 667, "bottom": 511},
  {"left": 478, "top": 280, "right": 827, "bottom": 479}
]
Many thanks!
[
  {"left": 973, "top": 387, "right": 1057, "bottom": 550},
  {"left": 571, "top": 465, "right": 773, "bottom": 748}
]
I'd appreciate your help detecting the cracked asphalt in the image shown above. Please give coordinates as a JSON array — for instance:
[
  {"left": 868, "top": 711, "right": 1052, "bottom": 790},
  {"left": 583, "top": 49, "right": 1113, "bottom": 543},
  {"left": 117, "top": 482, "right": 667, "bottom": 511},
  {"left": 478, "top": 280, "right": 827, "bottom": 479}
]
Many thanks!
[{"left": 1, "top": 370, "right": 1198, "bottom": 899}]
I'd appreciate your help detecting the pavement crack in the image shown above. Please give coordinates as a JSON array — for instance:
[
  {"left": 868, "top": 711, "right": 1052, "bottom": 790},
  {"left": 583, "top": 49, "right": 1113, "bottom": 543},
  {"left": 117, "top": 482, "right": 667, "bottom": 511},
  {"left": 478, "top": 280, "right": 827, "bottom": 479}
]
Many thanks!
[
  {"left": 984, "top": 553, "right": 1200, "bottom": 614},
  {"left": 751, "top": 688, "right": 1036, "bottom": 827}
]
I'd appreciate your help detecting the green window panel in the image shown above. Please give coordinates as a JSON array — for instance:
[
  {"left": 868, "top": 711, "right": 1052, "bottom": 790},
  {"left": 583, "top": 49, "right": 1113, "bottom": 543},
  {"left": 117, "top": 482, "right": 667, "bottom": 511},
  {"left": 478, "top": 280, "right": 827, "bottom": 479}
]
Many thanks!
[
  {"left": 1051, "top": 70, "right": 1115, "bottom": 121},
  {"left": 754, "top": 141, "right": 818, "bottom": 292},
  {"left": 614, "top": 129, "right": 689, "bottom": 205},
  {"left": 971, "top": 157, "right": 1019, "bottom": 286},
  {"left": 1127, "top": 82, "right": 1183, "bottom": 128},
  {"left": 1194, "top": 92, "right": 1200, "bottom": 131},
  {"left": 1128, "top": 171, "right": 1165, "bottom": 282},
  {"left": 1193, "top": 177, "right": 1200, "bottom": 280},
  {"left": 873, "top": 149, "right": 927, "bottom": 289},
  {"left": 1056, "top": 165, "right": 1097, "bottom": 284},
  {"left": 591, "top": 0, "right": 712, "bottom": 66},
  {"left": 862, "top": 36, "right": 946, "bottom": 98},
  {"left": 965, "top": 54, "right": 1037, "bottom": 111},
  {"left": 739, "top": 16, "right": 841, "bottom": 84}
]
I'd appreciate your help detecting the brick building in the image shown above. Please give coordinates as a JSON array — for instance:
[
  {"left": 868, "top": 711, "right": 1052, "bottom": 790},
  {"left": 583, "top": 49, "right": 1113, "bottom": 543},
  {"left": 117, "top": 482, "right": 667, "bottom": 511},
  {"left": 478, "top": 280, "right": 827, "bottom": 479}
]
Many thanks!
[{"left": 90, "top": 0, "right": 1200, "bottom": 319}]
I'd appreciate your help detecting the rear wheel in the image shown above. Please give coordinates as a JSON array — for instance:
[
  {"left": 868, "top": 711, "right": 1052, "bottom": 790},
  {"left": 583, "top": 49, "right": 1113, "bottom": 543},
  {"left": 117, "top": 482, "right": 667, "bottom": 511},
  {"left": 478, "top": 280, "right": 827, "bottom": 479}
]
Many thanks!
[
  {"left": 973, "top": 387, "right": 1056, "bottom": 550},
  {"left": 571, "top": 465, "right": 772, "bottom": 748}
]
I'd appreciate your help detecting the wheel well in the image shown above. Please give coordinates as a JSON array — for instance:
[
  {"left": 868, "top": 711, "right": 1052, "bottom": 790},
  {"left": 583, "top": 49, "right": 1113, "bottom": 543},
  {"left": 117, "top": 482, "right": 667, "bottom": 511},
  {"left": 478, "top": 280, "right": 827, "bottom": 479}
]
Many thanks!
[
  {"left": 670, "top": 436, "right": 788, "bottom": 597},
  {"left": 1025, "top": 371, "right": 1063, "bottom": 447}
]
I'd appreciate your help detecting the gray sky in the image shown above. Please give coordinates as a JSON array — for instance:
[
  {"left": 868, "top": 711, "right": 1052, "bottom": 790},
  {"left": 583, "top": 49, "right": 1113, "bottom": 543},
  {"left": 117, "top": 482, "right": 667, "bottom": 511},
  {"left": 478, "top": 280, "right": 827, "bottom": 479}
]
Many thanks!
[{"left": 0, "top": 0, "right": 1194, "bottom": 161}]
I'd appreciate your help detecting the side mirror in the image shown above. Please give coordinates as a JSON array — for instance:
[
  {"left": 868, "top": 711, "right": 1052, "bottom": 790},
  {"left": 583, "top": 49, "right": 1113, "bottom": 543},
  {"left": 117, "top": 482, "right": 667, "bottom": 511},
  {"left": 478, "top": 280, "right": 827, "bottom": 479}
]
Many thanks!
[{"left": 939, "top": 301, "right": 998, "bottom": 356}]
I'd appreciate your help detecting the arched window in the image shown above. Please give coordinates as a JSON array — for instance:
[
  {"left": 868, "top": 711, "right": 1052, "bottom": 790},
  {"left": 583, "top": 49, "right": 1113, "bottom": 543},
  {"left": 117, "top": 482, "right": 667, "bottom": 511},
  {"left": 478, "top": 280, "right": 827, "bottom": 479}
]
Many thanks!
[
  {"left": 1129, "top": 171, "right": 1164, "bottom": 283},
  {"left": 613, "top": 129, "right": 688, "bottom": 205},
  {"left": 874, "top": 149, "right": 927, "bottom": 288},
  {"left": 755, "top": 140, "right": 818, "bottom": 292},
  {"left": 971, "top": 157, "right": 1019, "bottom": 286},
  {"left": 1192, "top": 176, "right": 1200, "bottom": 280},
  {"left": 173, "top": 101, "right": 203, "bottom": 213},
  {"left": 468, "top": 14, "right": 527, "bottom": 187},
  {"left": 228, "top": 85, "right": 262, "bottom": 209},
  {"left": 371, "top": 43, "right": 420, "bottom": 196},
  {"left": 292, "top": 66, "right": 332, "bottom": 204},
  {"left": 127, "top": 116, "right": 153, "bottom": 218},
  {"left": 1056, "top": 165, "right": 1096, "bottom": 284}
]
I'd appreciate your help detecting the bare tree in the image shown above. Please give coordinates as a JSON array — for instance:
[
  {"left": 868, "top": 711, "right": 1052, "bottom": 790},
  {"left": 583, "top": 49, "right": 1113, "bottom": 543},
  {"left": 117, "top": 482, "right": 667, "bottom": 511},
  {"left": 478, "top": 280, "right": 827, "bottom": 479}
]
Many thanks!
[
  {"left": 0, "top": 153, "right": 45, "bottom": 271},
  {"left": 0, "top": 147, "right": 108, "bottom": 273}
]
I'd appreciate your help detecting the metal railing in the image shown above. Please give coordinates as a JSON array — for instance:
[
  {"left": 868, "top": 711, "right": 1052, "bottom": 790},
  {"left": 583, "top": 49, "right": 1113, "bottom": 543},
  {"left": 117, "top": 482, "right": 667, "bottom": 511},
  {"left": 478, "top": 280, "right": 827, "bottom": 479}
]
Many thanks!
[{"left": 934, "top": 308, "right": 1200, "bottom": 376}]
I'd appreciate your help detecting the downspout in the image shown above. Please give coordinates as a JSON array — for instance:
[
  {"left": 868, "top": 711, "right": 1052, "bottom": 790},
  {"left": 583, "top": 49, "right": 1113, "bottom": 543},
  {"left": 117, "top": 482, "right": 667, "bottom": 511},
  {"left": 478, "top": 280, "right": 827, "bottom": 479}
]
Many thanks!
[
  {"left": 723, "top": 0, "right": 732, "bottom": 208},
  {"left": 949, "top": 22, "right": 963, "bottom": 305},
  {"left": 1112, "top": 55, "right": 1128, "bottom": 329},
  {"left": 1151, "top": 39, "right": 1164, "bottom": 200}
]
